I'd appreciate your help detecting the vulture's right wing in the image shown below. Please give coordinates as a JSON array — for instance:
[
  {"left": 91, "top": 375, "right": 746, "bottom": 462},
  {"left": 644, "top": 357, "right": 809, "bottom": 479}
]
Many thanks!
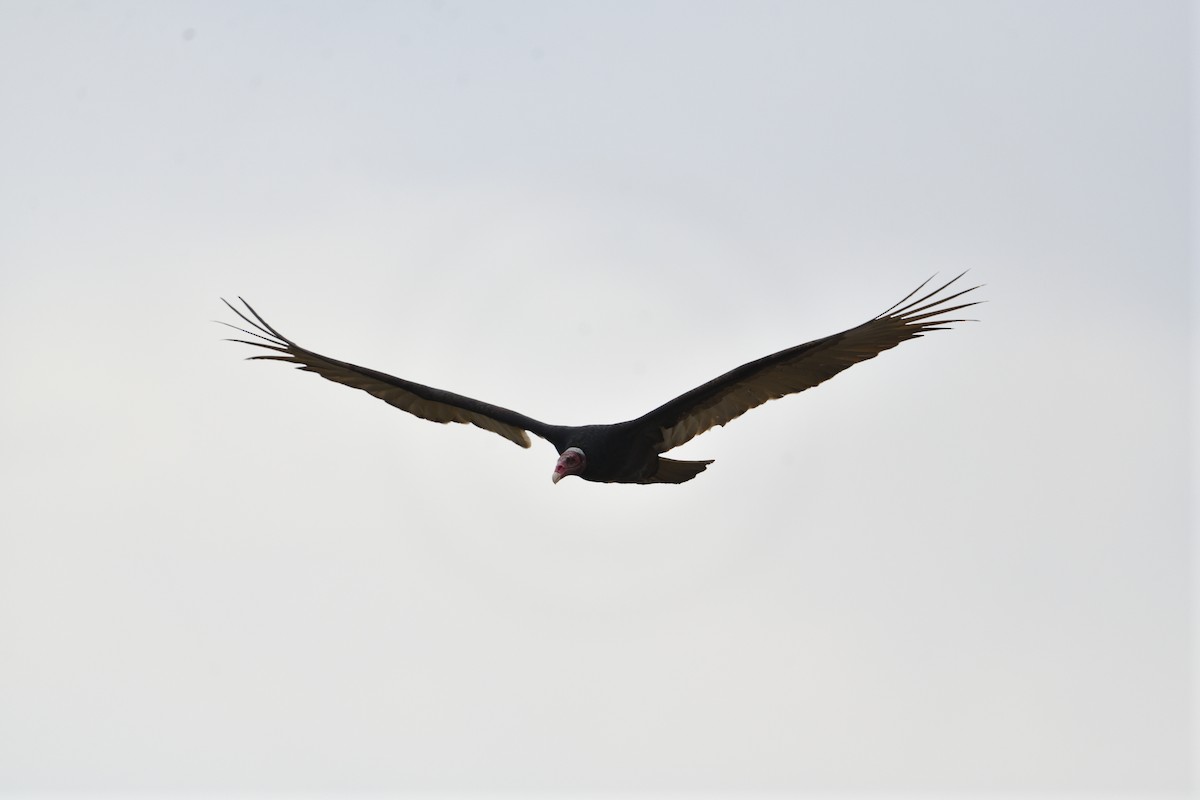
[{"left": 220, "top": 298, "right": 551, "bottom": 449}]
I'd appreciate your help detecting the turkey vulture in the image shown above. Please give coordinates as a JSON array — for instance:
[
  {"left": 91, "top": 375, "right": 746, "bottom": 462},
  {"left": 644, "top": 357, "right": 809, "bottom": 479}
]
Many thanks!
[{"left": 221, "top": 274, "right": 980, "bottom": 484}]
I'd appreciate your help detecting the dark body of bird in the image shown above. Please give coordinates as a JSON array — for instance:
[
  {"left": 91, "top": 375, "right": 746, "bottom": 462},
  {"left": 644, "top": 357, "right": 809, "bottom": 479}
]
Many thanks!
[{"left": 221, "top": 274, "right": 980, "bottom": 485}]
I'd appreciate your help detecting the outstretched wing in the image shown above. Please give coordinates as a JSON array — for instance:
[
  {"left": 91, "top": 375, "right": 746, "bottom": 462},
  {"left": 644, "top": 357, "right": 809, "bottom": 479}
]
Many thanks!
[
  {"left": 219, "top": 298, "right": 552, "bottom": 448},
  {"left": 636, "top": 273, "right": 982, "bottom": 452}
]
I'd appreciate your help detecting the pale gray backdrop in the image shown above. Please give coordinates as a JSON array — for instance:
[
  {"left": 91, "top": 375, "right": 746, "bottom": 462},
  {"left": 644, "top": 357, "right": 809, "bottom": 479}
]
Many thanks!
[{"left": 0, "top": 0, "right": 1193, "bottom": 796}]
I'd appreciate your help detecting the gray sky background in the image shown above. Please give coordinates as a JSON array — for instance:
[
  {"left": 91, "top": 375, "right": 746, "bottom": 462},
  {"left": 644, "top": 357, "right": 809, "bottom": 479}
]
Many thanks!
[{"left": 0, "top": 0, "right": 1193, "bottom": 796}]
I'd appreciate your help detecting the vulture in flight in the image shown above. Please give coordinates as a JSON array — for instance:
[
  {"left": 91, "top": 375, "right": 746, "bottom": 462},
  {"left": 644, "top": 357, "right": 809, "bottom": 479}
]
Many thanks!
[{"left": 221, "top": 274, "right": 980, "bottom": 485}]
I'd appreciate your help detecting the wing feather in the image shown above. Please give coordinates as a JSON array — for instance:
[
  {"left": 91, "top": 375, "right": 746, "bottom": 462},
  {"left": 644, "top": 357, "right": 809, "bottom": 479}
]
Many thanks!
[
  {"left": 219, "top": 298, "right": 550, "bottom": 448},
  {"left": 639, "top": 273, "right": 982, "bottom": 452}
]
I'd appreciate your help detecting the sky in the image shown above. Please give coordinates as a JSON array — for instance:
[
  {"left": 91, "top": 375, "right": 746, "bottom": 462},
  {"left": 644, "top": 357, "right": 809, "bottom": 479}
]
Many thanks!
[{"left": 0, "top": 0, "right": 1193, "bottom": 796}]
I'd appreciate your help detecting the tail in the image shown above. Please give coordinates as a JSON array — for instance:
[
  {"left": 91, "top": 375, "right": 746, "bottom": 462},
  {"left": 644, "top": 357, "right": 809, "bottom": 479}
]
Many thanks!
[{"left": 647, "top": 457, "right": 714, "bottom": 484}]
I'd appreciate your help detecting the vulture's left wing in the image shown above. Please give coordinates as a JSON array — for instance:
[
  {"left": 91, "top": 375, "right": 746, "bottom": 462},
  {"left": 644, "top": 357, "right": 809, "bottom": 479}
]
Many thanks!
[{"left": 634, "top": 273, "right": 981, "bottom": 453}]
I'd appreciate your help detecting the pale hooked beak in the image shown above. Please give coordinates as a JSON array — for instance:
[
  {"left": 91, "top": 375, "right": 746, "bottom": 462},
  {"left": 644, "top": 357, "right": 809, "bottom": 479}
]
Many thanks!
[{"left": 551, "top": 470, "right": 565, "bottom": 484}]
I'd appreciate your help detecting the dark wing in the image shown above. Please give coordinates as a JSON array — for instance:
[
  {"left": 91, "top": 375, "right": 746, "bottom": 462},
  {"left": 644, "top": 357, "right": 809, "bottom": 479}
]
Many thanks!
[
  {"left": 635, "top": 273, "right": 981, "bottom": 452},
  {"left": 219, "top": 298, "right": 553, "bottom": 448}
]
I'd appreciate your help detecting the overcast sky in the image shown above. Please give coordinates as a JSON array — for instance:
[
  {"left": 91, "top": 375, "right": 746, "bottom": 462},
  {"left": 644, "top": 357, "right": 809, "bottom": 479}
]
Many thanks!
[{"left": 0, "top": 1, "right": 1193, "bottom": 796}]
